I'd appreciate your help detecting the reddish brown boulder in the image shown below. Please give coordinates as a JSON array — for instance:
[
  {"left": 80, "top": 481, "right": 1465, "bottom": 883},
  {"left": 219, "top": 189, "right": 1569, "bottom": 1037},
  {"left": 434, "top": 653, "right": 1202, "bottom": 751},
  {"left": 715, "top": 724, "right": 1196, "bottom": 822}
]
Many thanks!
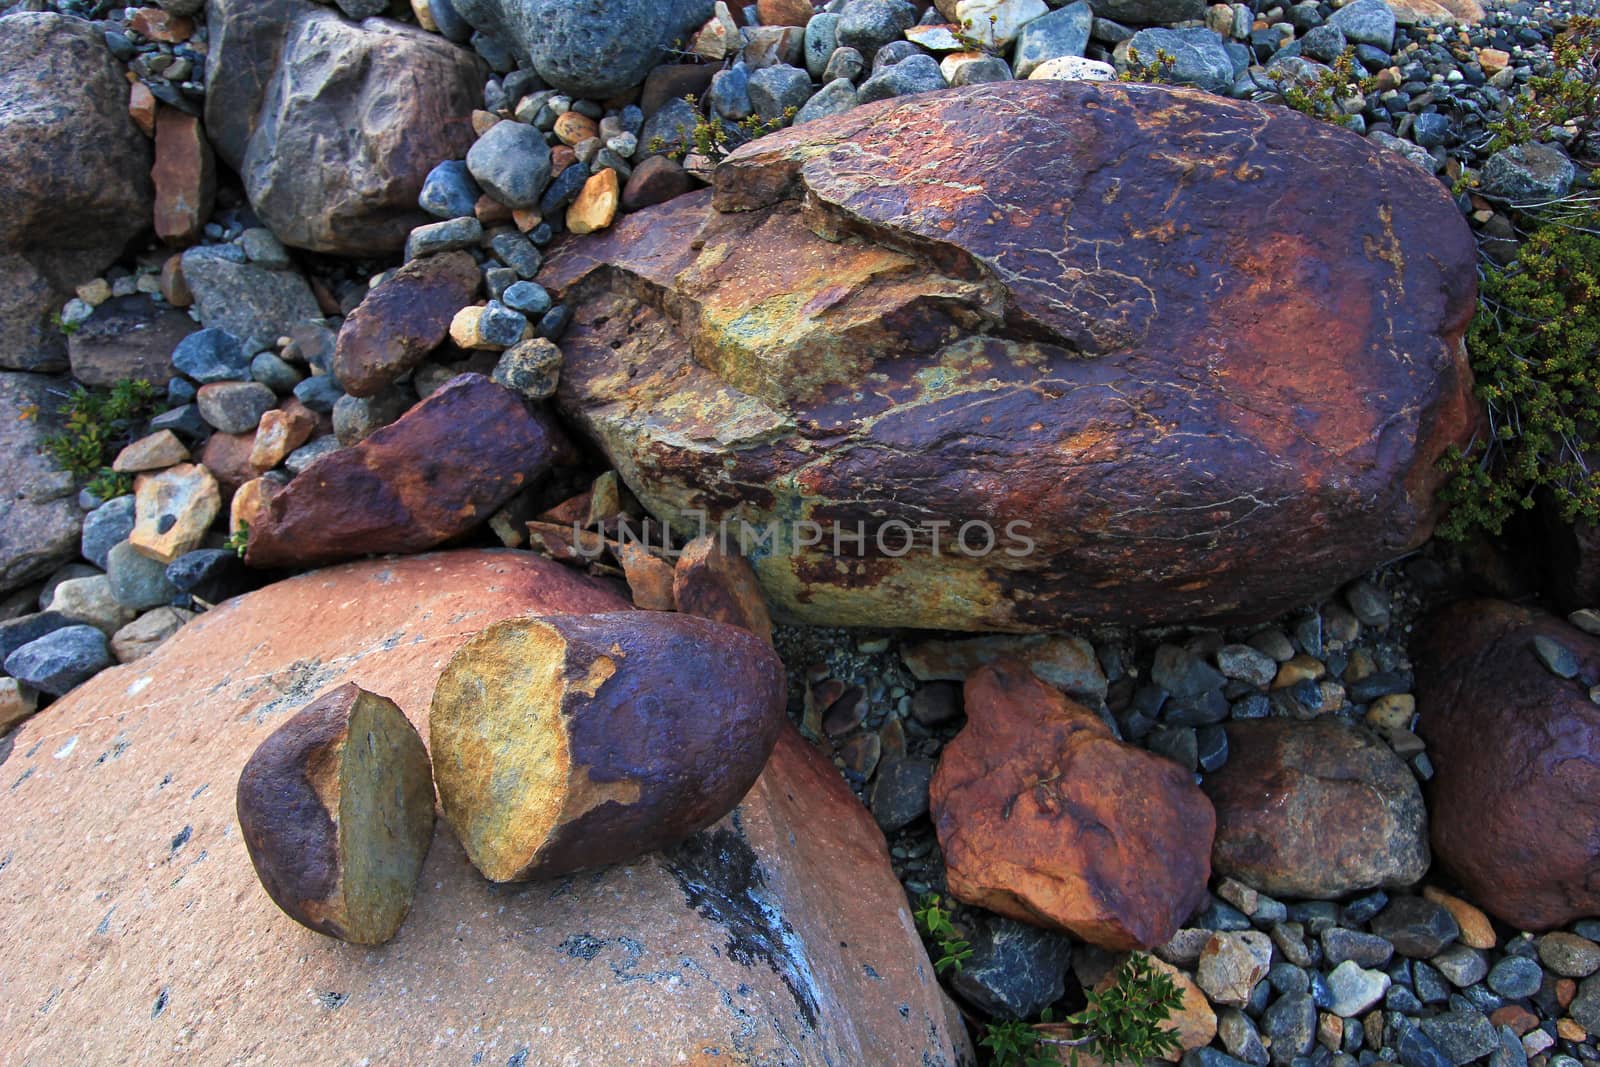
[
  {"left": 332, "top": 250, "right": 481, "bottom": 397},
  {"left": 1204, "top": 718, "right": 1430, "bottom": 899},
  {"left": 622, "top": 154, "right": 695, "bottom": 212},
  {"left": 152, "top": 106, "right": 214, "bottom": 246},
  {"left": 0, "top": 551, "right": 966, "bottom": 1064},
  {"left": 673, "top": 534, "right": 775, "bottom": 643},
  {"left": 931, "top": 657, "right": 1214, "bottom": 950},
  {"left": 541, "top": 81, "right": 1479, "bottom": 631},
  {"left": 200, "top": 428, "right": 261, "bottom": 502},
  {"left": 1414, "top": 599, "right": 1600, "bottom": 930},
  {"left": 246, "top": 374, "right": 573, "bottom": 567}
]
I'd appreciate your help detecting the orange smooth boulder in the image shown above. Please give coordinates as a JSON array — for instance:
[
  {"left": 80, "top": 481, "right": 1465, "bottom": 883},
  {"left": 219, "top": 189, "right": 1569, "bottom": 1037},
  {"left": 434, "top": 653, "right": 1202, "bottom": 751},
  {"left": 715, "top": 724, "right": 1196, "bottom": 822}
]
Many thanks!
[
  {"left": 931, "top": 657, "right": 1215, "bottom": 950},
  {"left": 0, "top": 550, "right": 966, "bottom": 1064}
]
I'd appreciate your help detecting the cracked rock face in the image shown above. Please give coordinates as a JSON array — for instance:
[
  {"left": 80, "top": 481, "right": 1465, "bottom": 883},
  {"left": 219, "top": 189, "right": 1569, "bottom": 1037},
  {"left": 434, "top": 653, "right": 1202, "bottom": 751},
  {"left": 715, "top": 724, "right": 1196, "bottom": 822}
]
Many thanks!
[{"left": 542, "top": 82, "right": 1480, "bottom": 631}]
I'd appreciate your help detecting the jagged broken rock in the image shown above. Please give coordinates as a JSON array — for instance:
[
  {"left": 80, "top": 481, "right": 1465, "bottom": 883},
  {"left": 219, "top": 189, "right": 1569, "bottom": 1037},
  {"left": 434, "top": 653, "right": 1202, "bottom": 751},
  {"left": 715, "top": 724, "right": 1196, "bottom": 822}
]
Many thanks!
[{"left": 542, "top": 81, "right": 1479, "bottom": 631}]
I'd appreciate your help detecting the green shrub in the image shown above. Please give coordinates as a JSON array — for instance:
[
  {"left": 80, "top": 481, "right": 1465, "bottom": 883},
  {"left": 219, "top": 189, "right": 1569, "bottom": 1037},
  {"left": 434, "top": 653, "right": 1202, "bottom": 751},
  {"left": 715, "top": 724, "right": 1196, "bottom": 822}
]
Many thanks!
[
  {"left": 648, "top": 94, "right": 796, "bottom": 167},
  {"left": 32, "top": 378, "right": 159, "bottom": 491},
  {"left": 1438, "top": 203, "right": 1600, "bottom": 538},
  {"left": 1488, "top": 16, "right": 1599, "bottom": 162},
  {"left": 1118, "top": 46, "right": 1176, "bottom": 84},
  {"left": 1281, "top": 49, "right": 1376, "bottom": 130},
  {"left": 913, "top": 894, "right": 972, "bottom": 975}
]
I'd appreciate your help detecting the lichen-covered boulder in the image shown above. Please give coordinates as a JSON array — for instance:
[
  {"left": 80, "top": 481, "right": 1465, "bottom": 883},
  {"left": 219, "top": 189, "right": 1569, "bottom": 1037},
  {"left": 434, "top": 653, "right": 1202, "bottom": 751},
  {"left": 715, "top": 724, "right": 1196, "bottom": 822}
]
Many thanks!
[
  {"left": 542, "top": 81, "right": 1479, "bottom": 631},
  {"left": 1414, "top": 599, "right": 1600, "bottom": 930},
  {"left": 0, "top": 551, "right": 968, "bottom": 1065}
]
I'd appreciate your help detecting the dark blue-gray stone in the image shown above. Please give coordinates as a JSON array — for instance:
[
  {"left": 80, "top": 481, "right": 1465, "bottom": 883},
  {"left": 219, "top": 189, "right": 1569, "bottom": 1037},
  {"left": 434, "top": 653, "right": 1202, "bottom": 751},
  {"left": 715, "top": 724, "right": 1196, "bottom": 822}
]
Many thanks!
[
  {"left": 430, "top": 0, "right": 474, "bottom": 42},
  {"left": 4, "top": 624, "right": 113, "bottom": 695},
  {"left": 869, "top": 756, "right": 932, "bottom": 831},
  {"left": 501, "top": 281, "right": 552, "bottom": 318},
  {"left": 81, "top": 496, "right": 136, "bottom": 571},
  {"left": 0, "top": 611, "right": 74, "bottom": 662},
  {"left": 489, "top": 231, "right": 543, "bottom": 279},
  {"left": 1013, "top": 0, "right": 1092, "bottom": 78},
  {"left": 836, "top": 0, "right": 917, "bottom": 54},
  {"left": 479, "top": 302, "right": 528, "bottom": 348},
  {"left": 1395, "top": 1019, "right": 1453, "bottom": 1067},
  {"left": 419, "top": 159, "right": 481, "bottom": 220},
  {"left": 709, "top": 65, "right": 753, "bottom": 122},
  {"left": 1128, "top": 27, "right": 1235, "bottom": 92},
  {"left": 537, "top": 304, "right": 571, "bottom": 341},
  {"left": 106, "top": 541, "right": 177, "bottom": 610},
  {"left": 1262, "top": 992, "right": 1317, "bottom": 1067},
  {"left": 948, "top": 916, "right": 1073, "bottom": 1021},
  {"left": 749, "top": 64, "right": 814, "bottom": 122},
  {"left": 405, "top": 217, "right": 483, "bottom": 260},
  {"left": 539, "top": 161, "right": 590, "bottom": 217},
  {"left": 1481, "top": 142, "right": 1578, "bottom": 201},
  {"left": 166, "top": 549, "right": 259, "bottom": 604},
  {"left": 1412, "top": 112, "right": 1450, "bottom": 149},
  {"left": 634, "top": 97, "right": 698, "bottom": 161},
  {"left": 1486, "top": 957, "right": 1543, "bottom": 1000},
  {"left": 948, "top": 54, "right": 1013, "bottom": 86},
  {"left": 1197, "top": 723, "right": 1229, "bottom": 772},
  {"left": 794, "top": 78, "right": 857, "bottom": 125},
  {"left": 1370, "top": 896, "right": 1459, "bottom": 959},
  {"left": 292, "top": 375, "right": 343, "bottom": 414},
  {"left": 250, "top": 352, "right": 303, "bottom": 394},
  {"left": 1328, "top": 0, "right": 1395, "bottom": 50},
  {"left": 1322, "top": 928, "right": 1394, "bottom": 969},
  {"left": 1418, "top": 1011, "right": 1498, "bottom": 1066},
  {"left": 466, "top": 120, "right": 551, "bottom": 210},
  {"left": 1301, "top": 23, "right": 1346, "bottom": 63},
  {"left": 147, "top": 404, "right": 210, "bottom": 442},
  {"left": 172, "top": 328, "right": 248, "bottom": 384}
]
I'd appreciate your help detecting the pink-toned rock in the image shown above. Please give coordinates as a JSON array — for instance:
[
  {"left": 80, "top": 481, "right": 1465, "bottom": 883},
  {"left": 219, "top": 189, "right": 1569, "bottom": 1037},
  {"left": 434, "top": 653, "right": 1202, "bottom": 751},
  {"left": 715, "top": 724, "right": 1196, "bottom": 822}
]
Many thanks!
[
  {"left": 0, "top": 551, "right": 968, "bottom": 1065},
  {"left": 332, "top": 250, "right": 480, "bottom": 397},
  {"left": 199, "top": 429, "right": 259, "bottom": 501},
  {"left": 152, "top": 107, "right": 215, "bottom": 246},
  {"left": 129, "top": 81, "right": 156, "bottom": 137},
  {"left": 931, "top": 657, "right": 1215, "bottom": 950},
  {"left": 245, "top": 374, "right": 574, "bottom": 568},
  {"left": 248, "top": 406, "right": 316, "bottom": 471}
]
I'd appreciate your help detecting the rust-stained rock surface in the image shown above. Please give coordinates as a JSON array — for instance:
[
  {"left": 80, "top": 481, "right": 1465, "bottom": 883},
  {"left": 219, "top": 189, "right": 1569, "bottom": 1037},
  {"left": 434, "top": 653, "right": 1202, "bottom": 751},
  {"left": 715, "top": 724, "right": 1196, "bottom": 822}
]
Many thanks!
[
  {"left": 246, "top": 373, "right": 572, "bottom": 567},
  {"left": 332, "top": 250, "right": 481, "bottom": 397},
  {"left": 542, "top": 81, "right": 1479, "bottom": 630},
  {"left": 0, "top": 551, "right": 967, "bottom": 1065},
  {"left": 930, "top": 657, "right": 1214, "bottom": 950},
  {"left": 1414, "top": 599, "right": 1600, "bottom": 931}
]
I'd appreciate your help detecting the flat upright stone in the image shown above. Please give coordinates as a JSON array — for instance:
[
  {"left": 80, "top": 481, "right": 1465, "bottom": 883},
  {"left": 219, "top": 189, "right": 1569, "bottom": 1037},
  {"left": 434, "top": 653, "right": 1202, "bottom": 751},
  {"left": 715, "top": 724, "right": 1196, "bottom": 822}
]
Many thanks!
[
  {"left": 1204, "top": 718, "right": 1429, "bottom": 899},
  {"left": 0, "top": 551, "right": 966, "bottom": 1065},
  {"left": 1415, "top": 600, "right": 1600, "bottom": 930},
  {"left": 246, "top": 374, "right": 573, "bottom": 567},
  {"left": 333, "top": 251, "right": 480, "bottom": 396},
  {"left": 152, "top": 107, "right": 215, "bottom": 246},
  {"left": 0, "top": 373, "right": 83, "bottom": 593},
  {"left": 540, "top": 80, "right": 1479, "bottom": 630},
  {"left": 932, "top": 657, "right": 1214, "bottom": 950},
  {"left": 129, "top": 463, "right": 221, "bottom": 564}
]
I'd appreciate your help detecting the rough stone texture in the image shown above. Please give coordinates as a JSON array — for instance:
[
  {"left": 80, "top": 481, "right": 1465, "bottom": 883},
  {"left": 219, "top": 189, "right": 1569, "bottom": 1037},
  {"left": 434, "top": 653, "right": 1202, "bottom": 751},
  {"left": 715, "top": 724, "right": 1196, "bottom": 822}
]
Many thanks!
[
  {"left": 1204, "top": 718, "right": 1430, "bottom": 899},
  {"left": 152, "top": 107, "right": 216, "bottom": 247},
  {"left": 67, "top": 294, "right": 197, "bottom": 388},
  {"left": 212, "top": 9, "right": 483, "bottom": 256},
  {"left": 931, "top": 657, "right": 1214, "bottom": 950},
  {"left": 672, "top": 535, "right": 775, "bottom": 644},
  {"left": 0, "top": 13, "right": 153, "bottom": 373},
  {"left": 0, "top": 551, "right": 966, "bottom": 1065},
  {"left": 448, "top": 0, "right": 713, "bottom": 98},
  {"left": 0, "top": 373, "right": 82, "bottom": 595},
  {"left": 333, "top": 251, "right": 481, "bottom": 396},
  {"left": 179, "top": 248, "right": 322, "bottom": 355},
  {"left": 540, "top": 81, "right": 1479, "bottom": 631},
  {"left": 246, "top": 374, "right": 573, "bottom": 568},
  {"left": 129, "top": 463, "right": 221, "bottom": 564},
  {"left": 1414, "top": 599, "right": 1600, "bottom": 931}
]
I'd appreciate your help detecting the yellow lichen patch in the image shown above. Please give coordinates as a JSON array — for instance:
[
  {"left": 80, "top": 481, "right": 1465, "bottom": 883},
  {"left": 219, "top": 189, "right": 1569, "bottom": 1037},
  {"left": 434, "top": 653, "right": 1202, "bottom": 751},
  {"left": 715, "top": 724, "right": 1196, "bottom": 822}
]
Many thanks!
[
  {"left": 571, "top": 653, "right": 617, "bottom": 698},
  {"left": 429, "top": 618, "right": 572, "bottom": 882}
]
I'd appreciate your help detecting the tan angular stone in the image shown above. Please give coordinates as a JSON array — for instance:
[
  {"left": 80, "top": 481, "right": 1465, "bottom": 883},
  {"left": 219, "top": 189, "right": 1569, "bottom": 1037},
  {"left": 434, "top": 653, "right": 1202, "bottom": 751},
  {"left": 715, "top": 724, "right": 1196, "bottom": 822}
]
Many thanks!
[
  {"left": 109, "top": 605, "right": 193, "bottom": 662},
  {"left": 112, "top": 429, "right": 190, "bottom": 473},
  {"left": 129, "top": 462, "right": 220, "bottom": 563},
  {"left": 566, "top": 167, "right": 619, "bottom": 235},
  {"left": 1422, "top": 886, "right": 1498, "bottom": 950},
  {"left": 50, "top": 574, "right": 137, "bottom": 635},
  {"left": 159, "top": 252, "right": 191, "bottom": 306},
  {"left": 691, "top": 1, "right": 739, "bottom": 59},
  {"left": 1196, "top": 931, "right": 1274, "bottom": 1007},
  {"left": 1477, "top": 47, "right": 1510, "bottom": 74},
  {"left": 129, "top": 80, "right": 156, "bottom": 137},
  {"left": 616, "top": 539, "right": 676, "bottom": 610},
  {"left": 1273, "top": 654, "right": 1327, "bottom": 688},
  {"left": 471, "top": 109, "right": 499, "bottom": 136},
  {"left": 553, "top": 111, "right": 598, "bottom": 147},
  {"left": 0, "top": 676, "right": 37, "bottom": 732},
  {"left": 229, "top": 476, "right": 278, "bottom": 538},
  {"left": 448, "top": 304, "right": 495, "bottom": 349},
  {"left": 248, "top": 406, "right": 316, "bottom": 471}
]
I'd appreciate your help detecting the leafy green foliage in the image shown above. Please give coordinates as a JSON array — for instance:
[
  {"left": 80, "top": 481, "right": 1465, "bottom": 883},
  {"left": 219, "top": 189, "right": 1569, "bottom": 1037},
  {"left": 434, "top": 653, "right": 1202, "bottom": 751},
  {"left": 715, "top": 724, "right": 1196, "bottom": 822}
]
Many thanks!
[
  {"left": 1060, "top": 954, "right": 1185, "bottom": 1067},
  {"left": 1488, "top": 16, "right": 1599, "bottom": 162},
  {"left": 954, "top": 14, "right": 1002, "bottom": 54},
  {"left": 1118, "top": 46, "right": 1176, "bottom": 84},
  {"left": 37, "top": 378, "right": 159, "bottom": 489},
  {"left": 913, "top": 895, "right": 972, "bottom": 975},
  {"left": 982, "top": 1018, "right": 1060, "bottom": 1067},
  {"left": 648, "top": 95, "right": 797, "bottom": 167},
  {"left": 1438, "top": 205, "right": 1600, "bottom": 538},
  {"left": 225, "top": 521, "right": 251, "bottom": 559},
  {"left": 1281, "top": 49, "right": 1377, "bottom": 129}
]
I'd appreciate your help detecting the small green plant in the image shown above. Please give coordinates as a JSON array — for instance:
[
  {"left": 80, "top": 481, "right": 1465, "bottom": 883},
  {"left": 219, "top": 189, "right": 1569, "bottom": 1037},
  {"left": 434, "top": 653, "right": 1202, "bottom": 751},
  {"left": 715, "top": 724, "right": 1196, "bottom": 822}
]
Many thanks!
[
  {"left": 1437, "top": 203, "right": 1600, "bottom": 538},
  {"left": 50, "top": 310, "right": 81, "bottom": 336},
  {"left": 225, "top": 521, "right": 250, "bottom": 558},
  {"left": 86, "top": 469, "right": 133, "bottom": 502},
  {"left": 1057, "top": 953, "right": 1184, "bottom": 1067},
  {"left": 1281, "top": 48, "right": 1377, "bottom": 129},
  {"left": 913, "top": 895, "right": 972, "bottom": 975},
  {"left": 38, "top": 378, "right": 159, "bottom": 486},
  {"left": 982, "top": 1016, "right": 1060, "bottom": 1067},
  {"left": 1488, "top": 16, "right": 1599, "bottom": 163},
  {"left": 1119, "top": 46, "right": 1176, "bottom": 84},
  {"left": 648, "top": 95, "right": 797, "bottom": 167},
  {"left": 954, "top": 13, "right": 1002, "bottom": 54}
]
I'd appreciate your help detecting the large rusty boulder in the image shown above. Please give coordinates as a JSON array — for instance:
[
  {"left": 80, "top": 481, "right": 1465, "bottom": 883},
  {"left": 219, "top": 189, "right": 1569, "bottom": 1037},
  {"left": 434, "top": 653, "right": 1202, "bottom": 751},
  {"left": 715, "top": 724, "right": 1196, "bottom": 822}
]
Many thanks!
[
  {"left": 1414, "top": 599, "right": 1600, "bottom": 931},
  {"left": 245, "top": 374, "right": 572, "bottom": 568},
  {"left": 0, "top": 13, "right": 153, "bottom": 371},
  {"left": 0, "top": 551, "right": 969, "bottom": 1065},
  {"left": 931, "top": 657, "right": 1214, "bottom": 950},
  {"left": 1204, "top": 718, "right": 1430, "bottom": 899},
  {"left": 542, "top": 81, "right": 1479, "bottom": 631}
]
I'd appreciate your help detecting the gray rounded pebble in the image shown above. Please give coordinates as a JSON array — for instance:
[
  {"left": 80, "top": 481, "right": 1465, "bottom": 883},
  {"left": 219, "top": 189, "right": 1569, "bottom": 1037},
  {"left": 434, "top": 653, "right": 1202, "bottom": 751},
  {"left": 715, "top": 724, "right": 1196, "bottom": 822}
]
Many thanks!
[
  {"left": 106, "top": 541, "right": 178, "bottom": 611},
  {"left": 81, "top": 496, "right": 136, "bottom": 570}
]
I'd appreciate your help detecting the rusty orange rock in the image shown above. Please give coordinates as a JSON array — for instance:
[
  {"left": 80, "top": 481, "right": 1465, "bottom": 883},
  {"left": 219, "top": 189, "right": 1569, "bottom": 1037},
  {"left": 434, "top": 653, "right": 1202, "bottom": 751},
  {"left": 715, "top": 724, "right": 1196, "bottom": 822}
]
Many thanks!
[
  {"left": 673, "top": 534, "right": 775, "bottom": 644},
  {"left": 152, "top": 106, "right": 215, "bottom": 246},
  {"left": 541, "top": 82, "right": 1479, "bottom": 631},
  {"left": 245, "top": 373, "right": 573, "bottom": 568},
  {"left": 332, "top": 250, "right": 481, "bottom": 396},
  {"left": 930, "top": 657, "right": 1214, "bottom": 950}
]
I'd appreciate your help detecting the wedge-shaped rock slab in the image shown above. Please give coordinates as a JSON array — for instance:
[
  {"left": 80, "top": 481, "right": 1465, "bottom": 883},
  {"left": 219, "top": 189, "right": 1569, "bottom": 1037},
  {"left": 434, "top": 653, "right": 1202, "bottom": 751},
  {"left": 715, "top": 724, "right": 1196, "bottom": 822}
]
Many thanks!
[
  {"left": 542, "top": 81, "right": 1480, "bottom": 630},
  {"left": 245, "top": 373, "right": 571, "bottom": 567},
  {"left": 0, "top": 551, "right": 966, "bottom": 1064},
  {"left": 237, "top": 683, "right": 435, "bottom": 944},
  {"left": 931, "top": 657, "right": 1215, "bottom": 950},
  {"left": 430, "top": 611, "right": 787, "bottom": 881}
]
